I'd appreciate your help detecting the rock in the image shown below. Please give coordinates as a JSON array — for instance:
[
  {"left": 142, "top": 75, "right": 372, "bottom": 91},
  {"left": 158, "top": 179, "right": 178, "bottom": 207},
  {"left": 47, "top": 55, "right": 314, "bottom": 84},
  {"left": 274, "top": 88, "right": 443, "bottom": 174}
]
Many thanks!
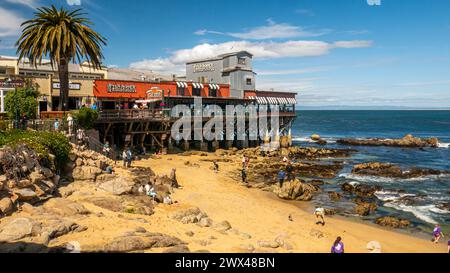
[
  {"left": 354, "top": 200, "right": 377, "bottom": 216},
  {"left": 437, "top": 203, "right": 450, "bottom": 212},
  {"left": 273, "top": 179, "right": 319, "bottom": 201},
  {"left": 375, "top": 216, "right": 410, "bottom": 229},
  {"left": 103, "top": 233, "right": 185, "bottom": 253},
  {"left": 96, "top": 174, "right": 115, "bottom": 182},
  {"left": 17, "top": 179, "right": 33, "bottom": 188},
  {"left": 75, "top": 158, "right": 84, "bottom": 167},
  {"left": 351, "top": 162, "right": 449, "bottom": 179},
  {"left": 0, "top": 198, "right": 14, "bottom": 216},
  {"left": 42, "top": 198, "right": 90, "bottom": 217},
  {"left": 98, "top": 176, "right": 136, "bottom": 195},
  {"left": 185, "top": 231, "right": 195, "bottom": 237},
  {"left": 135, "top": 227, "right": 147, "bottom": 233},
  {"left": 328, "top": 191, "right": 342, "bottom": 201},
  {"left": 341, "top": 182, "right": 381, "bottom": 198},
  {"left": 337, "top": 135, "right": 440, "bottom": 148},
  {"left": 198, "top": 217, "right": 213, "bottom": 227},
  {"left": 0, "top": 218, "right": 33, "bottom": 241},
  {"left": 40, "top": 167, "right": 53, "bottom": 178},
  {"left": 58, "top": 187, "right": 75, "bottom": 198},
  {"left": 163, "top": 245, "right": 190, "bottom": 253},
  {"left": 29, "top": 171, "right": 45, "bottom": 184},
  {"left": 257, "top": 240, "right": 279, "bottom": 248},
  {"left": 13, "top": 188, "right": 38, "bottom": 202},
  {"left": 172, "top": 207, "right": 207, "bottom": 224},
  {"left": 214, "top": 221, "right": 232, "bottom": 232},
  {"left": 72, "top": 166, "right": 102, "bottom": 181},
  {"left": 316, "top": 139, "right": 327, "bottom": 145},
  {"left": 311, "top": 134, "right": 321, "bottom": 141}
]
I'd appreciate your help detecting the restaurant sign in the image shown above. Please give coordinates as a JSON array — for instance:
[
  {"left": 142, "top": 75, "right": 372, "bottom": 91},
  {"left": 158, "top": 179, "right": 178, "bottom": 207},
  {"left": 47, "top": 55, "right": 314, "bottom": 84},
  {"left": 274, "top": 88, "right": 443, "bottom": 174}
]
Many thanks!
[
  {"left": 146, "top": 88, "right": 163, "bottom": 98},
  {"left": 107, "top": 84, "right": 136, "bottom": 93},
  {"left": 52, "top": 82, "right": 81, "bottom": 90},
  {"left": 0, "top": 80, "right": 24, "bottom": 88},
  {"left": 193, "top": 63, "right": 215, "bottom": 73}
]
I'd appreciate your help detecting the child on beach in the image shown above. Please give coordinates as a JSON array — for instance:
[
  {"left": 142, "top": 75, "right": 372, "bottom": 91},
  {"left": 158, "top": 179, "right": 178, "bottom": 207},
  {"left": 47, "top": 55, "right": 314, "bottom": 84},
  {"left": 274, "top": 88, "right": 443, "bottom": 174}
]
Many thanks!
[
  {"left": 278, "top": 170, "right": 286, "bottom": 187},
  {"left": 213, "top": 161, "right": 219, "bottom": 173},
  {"left": 331, "top": 237, "right": 344, "bottom": 253},
  {"left": 432, "top": 224, "right": 444, "bottom": 243}
]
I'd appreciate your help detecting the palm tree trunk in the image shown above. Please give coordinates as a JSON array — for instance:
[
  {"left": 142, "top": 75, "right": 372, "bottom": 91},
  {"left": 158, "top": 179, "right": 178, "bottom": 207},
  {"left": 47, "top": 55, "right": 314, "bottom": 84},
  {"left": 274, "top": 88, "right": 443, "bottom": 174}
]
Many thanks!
[{"left": 58, "top": 58, "right": 69, "bottom": 111}]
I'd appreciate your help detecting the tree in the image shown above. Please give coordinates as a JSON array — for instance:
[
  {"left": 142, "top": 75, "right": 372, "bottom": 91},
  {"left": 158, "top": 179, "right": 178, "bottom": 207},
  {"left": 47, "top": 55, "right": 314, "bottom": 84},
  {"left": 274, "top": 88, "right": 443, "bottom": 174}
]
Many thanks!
[
  {"left": 15, "top": 5, "right": 107, "bottom": 111},
  {"left": 73, "top": 107, "right": 98, "bottom": 129},
  {"left": 4, "top": 88, "right": 40, "bottom": 120}
]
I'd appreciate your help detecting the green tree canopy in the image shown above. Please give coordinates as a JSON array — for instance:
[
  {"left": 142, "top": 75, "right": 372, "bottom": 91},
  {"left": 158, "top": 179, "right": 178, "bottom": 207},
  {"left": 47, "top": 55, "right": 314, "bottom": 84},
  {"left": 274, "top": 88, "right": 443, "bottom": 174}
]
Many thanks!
[{"left": 4, "top": 88, "right": 40, "bottom": 120}]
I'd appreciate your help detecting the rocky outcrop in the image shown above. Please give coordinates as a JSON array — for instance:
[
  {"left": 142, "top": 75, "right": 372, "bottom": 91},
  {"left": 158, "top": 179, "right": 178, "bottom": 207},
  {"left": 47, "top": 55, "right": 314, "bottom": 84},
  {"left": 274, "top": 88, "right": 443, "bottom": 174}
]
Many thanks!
[
  {"left": 103, "top": 232, "right": 186, "bottom": 253},
  {"left": 375, "top": 216, "right": 411, "bottom": 229},
  {"left": 354, "top": 199, "right": 377, "bottom": 216},
  {"left": 337, "top": 134, "right": 439, "bottom": 148},
  {"left": 97, "top": 176, "right": 136, "bottom": 195},
  {"left": 273, "top": 179, "right": 319, "bottom": 201},
  {"left": 351, "top": 162, "right": 449, "bottom": 178},
  {"left": 341, "top": 182, "right": 381, "bottom": 198},
  {"left": 172, "top": 207, "right": 211, "bottom": 225}
]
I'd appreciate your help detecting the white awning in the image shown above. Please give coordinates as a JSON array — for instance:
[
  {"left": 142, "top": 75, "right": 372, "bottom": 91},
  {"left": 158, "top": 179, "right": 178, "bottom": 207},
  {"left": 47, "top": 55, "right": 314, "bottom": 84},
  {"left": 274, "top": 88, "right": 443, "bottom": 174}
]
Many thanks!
[
  {"left": 183, "top": 82, "right": 188, "bottom": 88},
  {"left": 135, "top": 99, "right": 162, "bottom": 104},
  {"left": 216, "top": 84, "right": 220, "bottom": 90},
  {"left": 199, "top": 83, "right": 204, "bottom": 89},
  {"left": 176, "top": 82, "right": 181, "bottom": 87},
  {"left": 193, "top": 83, "right": 198, "bottom": 88},
  {"left": 209, "top": 84, "right": 220, "bottom": 90}
]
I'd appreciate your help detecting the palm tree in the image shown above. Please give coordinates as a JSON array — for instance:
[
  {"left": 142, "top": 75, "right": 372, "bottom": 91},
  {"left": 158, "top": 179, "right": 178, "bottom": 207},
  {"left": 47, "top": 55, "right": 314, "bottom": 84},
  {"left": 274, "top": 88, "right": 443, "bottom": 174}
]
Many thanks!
[{"left": 15, "top": 5, "right": 107, "bottom": 111}]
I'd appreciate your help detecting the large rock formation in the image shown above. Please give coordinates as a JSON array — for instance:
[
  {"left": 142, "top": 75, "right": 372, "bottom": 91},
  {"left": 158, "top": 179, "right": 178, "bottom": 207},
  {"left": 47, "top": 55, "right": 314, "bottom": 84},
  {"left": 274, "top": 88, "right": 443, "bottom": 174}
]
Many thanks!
[
  {"left": 273, "top": 179, "right": 319, "bottom": 201},
  {"left": 341, "top": 182, "right": 381, "bottom": 198},
  {"left": 375, "top": 216, "right": 411, "bottom": 229},
  {"left": 351, "top": 162, "right": 449, "bottom": 178},
  {"left": 337, "top": 134, "right": 439, "bottom": 148}
]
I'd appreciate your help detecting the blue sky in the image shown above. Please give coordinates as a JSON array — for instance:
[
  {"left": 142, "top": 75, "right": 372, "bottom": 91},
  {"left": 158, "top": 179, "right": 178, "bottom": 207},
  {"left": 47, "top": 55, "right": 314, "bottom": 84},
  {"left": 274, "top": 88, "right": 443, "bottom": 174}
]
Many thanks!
[{"left": 1, "top": 0, "right": 450, "bottom": 108}]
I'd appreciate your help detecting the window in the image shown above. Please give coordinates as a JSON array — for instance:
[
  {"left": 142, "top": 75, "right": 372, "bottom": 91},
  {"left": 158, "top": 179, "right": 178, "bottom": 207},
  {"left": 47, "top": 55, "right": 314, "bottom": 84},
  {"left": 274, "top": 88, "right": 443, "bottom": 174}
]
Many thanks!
[
  {"left": 0, "top": 68, "right": 6, "bottom": 75},
  {"left": 209, "top": 88, "right": 217, "bottom": 97},
  {"left": 238, "top": 57, "right": 246, "bottom": 65},
  {"left": 192, "top": 87, "right": 201, "bottom": 96},
  {"left": 176, "top": 86, "right": 185, "bottom": 96},
  {"left": 246, "top": 78, "right": 252, "bottom": 85}
]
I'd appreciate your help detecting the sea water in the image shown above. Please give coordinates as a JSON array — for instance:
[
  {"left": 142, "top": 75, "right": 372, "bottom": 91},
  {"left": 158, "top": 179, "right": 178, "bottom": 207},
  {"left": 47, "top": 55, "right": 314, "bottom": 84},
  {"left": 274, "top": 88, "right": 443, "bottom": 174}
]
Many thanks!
[{"left": 291, "top": 110, "right": 450, "bottom": 234}]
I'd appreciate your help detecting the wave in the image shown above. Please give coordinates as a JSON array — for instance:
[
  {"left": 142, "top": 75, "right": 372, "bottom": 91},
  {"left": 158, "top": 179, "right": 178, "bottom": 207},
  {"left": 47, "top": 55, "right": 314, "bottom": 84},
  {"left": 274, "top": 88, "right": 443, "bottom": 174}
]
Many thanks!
[
  {"left": 383, "top": 203, "right": 440, "bottom": 225},
  {"left": 374, "top": 190, "right": 416, "bottom": 202},
  {"left": 339, "top": 173, "right": 450, "bottom": 184},
  {"left": 437, "top": 142, "right": 449, "bottom": 148},
  {"left": 292, "top": 136, "right": 337, "bottom": 144}
]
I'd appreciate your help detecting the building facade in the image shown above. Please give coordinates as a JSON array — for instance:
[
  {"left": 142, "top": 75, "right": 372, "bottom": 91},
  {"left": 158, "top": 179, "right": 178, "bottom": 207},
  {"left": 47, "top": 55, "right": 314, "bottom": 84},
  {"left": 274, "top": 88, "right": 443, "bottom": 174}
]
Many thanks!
[
  {"left": 186, "top": 51, "right": 256, "bottom": 98},
  {"left": 0, "top": 56, "right": 108, "bottom": 114}
]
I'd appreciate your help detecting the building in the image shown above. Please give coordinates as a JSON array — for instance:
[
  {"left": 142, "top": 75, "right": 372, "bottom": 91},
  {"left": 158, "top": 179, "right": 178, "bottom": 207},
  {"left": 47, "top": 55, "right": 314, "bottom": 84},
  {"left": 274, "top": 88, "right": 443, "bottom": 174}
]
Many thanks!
[
  {"left": 186, "top": 51, "right": 256, "bottom": 98},
  {"left": 0, "top": 55, "right": 108, "bottom": 113}
]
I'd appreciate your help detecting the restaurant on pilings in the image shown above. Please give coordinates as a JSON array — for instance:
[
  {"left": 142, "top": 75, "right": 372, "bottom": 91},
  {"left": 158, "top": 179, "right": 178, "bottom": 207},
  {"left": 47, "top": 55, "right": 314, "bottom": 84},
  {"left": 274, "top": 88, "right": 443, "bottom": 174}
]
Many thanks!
[{"left": 92, "top": 51, "right": 298, "bottom": 151}]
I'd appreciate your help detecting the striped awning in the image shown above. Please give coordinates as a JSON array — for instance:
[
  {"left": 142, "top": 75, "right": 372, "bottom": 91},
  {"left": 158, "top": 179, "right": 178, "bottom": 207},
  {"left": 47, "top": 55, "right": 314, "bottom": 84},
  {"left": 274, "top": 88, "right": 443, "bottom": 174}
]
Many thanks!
[
  {"left": 252, "top": 96, "right": 298, "bottom": 105},
  {"left": 193, "top": 83, "right": 204, "bottom": 89},
  {"left": 176, "top": 82, "right": 188, "bottom": 88},
  {"left": 209, "top": 84, "right": 220, "bottom": 90}
]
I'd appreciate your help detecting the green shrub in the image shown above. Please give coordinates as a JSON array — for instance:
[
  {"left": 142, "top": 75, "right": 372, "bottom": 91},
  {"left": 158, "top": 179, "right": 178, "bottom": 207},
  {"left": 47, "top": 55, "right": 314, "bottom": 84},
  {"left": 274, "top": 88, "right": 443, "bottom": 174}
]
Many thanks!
[
  {"left": 73, "top": 107, "right": 98, "bottom": 129},
  {"left": 4, "top": 88, "right": 39, "bottom": 120},
  {"left": 0, "top": 130, "right": 71, "bottom": 169}
]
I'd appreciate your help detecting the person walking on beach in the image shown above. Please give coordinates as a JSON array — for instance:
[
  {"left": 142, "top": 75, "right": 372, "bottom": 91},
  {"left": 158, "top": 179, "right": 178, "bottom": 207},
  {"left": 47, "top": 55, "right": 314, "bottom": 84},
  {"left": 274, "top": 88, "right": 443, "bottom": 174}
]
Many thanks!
[
  {"left": 170, "top": 168, "right": 179, "bottom": 188},
  {"left": 242, "top": 155, "right": 247, "bottom": 168},
  {"left": 331, "top": 237, "right": 344, "bottom": 253},
  {"left": 432, "top": 224, "right": 444, "bottom": 243},
  {"left": 278, "top": 169, "right": 286, "bottom": 188},
  {"left": 122, "top": 149, "right": 128, "bottom": 167},
  {"left": 241, "top": 167, "right": 248, "bottom": 185},
  {"left": 213, "top": 161, "right": 219, "bottom": 173},
  {"left": 315, "top": 207, "right": 326, "bottom": 226},
  {"left": 126, "top": 148, "right": 133, "bottom": 168},
  {"left": 102, "top": 141, "right": 111, "bottom": 158},
  {"left": 67, "top": 113, "right": 74, "bottom": 136}
]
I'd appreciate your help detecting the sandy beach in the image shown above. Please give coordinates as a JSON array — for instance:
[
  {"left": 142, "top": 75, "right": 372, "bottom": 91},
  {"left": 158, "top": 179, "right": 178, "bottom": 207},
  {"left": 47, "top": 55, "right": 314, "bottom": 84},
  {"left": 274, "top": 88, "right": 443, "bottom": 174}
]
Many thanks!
[{"left": 120, "top": 153, "right": 446, "bottom": 253}]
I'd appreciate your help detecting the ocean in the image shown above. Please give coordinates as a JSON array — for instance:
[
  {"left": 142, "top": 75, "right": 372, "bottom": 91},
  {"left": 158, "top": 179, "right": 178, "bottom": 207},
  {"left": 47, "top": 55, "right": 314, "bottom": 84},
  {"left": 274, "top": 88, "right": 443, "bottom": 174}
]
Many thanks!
[{"left": 291, "top": 110, "right": 450, "bottom": 234}]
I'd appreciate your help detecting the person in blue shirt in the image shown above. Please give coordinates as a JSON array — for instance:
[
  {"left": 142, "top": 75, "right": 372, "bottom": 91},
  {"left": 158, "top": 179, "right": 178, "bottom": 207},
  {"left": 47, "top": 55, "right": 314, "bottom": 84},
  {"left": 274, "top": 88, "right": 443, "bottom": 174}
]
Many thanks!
[
  {"left": 278, "top": 170, "right": 286, "bottom": 188},
  {"left": 90, "top": 103, "right": 98, "bottom": 110}
]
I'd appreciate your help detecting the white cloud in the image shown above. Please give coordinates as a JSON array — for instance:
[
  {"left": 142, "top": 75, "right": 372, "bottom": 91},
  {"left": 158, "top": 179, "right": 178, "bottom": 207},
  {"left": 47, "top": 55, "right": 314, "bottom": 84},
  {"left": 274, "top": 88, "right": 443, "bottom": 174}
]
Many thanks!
[
  {"left": 130, "top": 40, "right": 373, "bottom": 74},
  {"left": 4, "top": 0, "right": 37, "bottom": 9},
  {"left": 0, "top": 7, "right": 25, "bottom": 37},
  {"left": 67, "top": 0, "right": 82, "bottom": 6},
  {"left": 194, "top": 19, "right": 328, "bottom": 40},
  {"left": 256, "top": 66, "right": 335, "bottom": 76}
]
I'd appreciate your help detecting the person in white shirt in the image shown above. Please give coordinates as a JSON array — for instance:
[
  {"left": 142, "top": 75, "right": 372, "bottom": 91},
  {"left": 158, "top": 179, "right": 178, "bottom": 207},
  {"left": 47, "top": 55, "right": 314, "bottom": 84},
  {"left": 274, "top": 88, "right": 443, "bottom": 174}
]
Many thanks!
[{"left": 315, "top": 207, "right": 326, "bottom": 226}]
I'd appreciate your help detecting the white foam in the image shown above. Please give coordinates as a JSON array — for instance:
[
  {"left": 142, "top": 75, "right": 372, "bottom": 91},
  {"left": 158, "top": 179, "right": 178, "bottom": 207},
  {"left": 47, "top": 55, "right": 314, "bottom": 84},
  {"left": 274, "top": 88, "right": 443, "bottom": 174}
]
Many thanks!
[
  {"left": 437, "top": 142, "right": 449, "bottom": 148},
  {"left": 384, "top": 203, "right": 439, "bottom": 224},
  {"left": 292, "top": 137, "right": 316, "bottom": 143},
  {"left": 340, "top": 173, "right": 450, "bottom": 183},
  {"left": 374, "top": 190, "right": 416, "bottom": 202}
]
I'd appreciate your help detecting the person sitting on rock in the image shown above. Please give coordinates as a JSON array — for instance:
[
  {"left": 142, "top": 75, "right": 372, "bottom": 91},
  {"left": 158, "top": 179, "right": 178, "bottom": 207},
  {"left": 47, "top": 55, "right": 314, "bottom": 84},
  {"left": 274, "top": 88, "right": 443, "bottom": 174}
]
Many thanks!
[
  {"left": 315, "top": 207, "right": 326, "bottom": 226},
  {"left": 286, "top": 164, "right": 294, "bottom": 181},
  {"left": 145, "top": 183, "right": 157, "bottom": 201},
  {"left": 104, "top": 165, "right": 114, "bottom": 174},
  {"left": 278, "top": 170, "right": 286, "bottom": 188},
  {"left": 138, "top": 185, "right": 145, "bottom": 195}
]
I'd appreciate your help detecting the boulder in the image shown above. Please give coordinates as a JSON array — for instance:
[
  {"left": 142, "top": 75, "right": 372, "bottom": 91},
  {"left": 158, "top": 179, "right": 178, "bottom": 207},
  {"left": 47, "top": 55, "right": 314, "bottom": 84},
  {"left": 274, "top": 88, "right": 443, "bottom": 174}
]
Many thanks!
[
  {"left": 341, "top": 182, "right": 380, "bottom": 198},
  {"left": 43, "top": 198, "right": 90, "bottom": 217},
  {"left": 273, "top": 179, "right": 319, "bottom": 201},
  {"left": 375, "top": 216, "right": 410, "bottom": 229},
  {"left": 13, "top": 188, "right": 38, "bottom": 202},
  {"left": 354, "top": 200, "right": 377, "bottom": 216},
  {"left": 29, "top": 171, "right": 45, "bottom": 184},
  {"left": 98, "top": 176, "right": 136, "bottom": 195},
  {"left": 214, "top": 221, "right": 232, "bottom": 232},
  {"left": 0, "top": 218, "right": 33, "bottom": 241},
  {"left": 311, "top": 134, "right": 321, "bottom": 141},
  {"left": 328, "top": 191, "right": 342, "bottom": 201},
  {"left": 337, "top": 135, "right": 440, "bottom": 148},
  {"left": 72, "top": 166, "right": 102, "bottom": 181},
  {"left": 103, "top": 233, "right": 185, "bottom": 253},
  {"left": 0, "top": 198, "right": 14, "bottom": 216}
]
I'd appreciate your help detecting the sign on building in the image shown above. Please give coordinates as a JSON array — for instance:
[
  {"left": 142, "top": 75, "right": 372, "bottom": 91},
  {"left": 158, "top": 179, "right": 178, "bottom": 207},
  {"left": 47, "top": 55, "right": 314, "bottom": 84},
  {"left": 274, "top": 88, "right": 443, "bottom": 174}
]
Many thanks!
[
  {"left": 53, "top": 82, "right": 81, "bottom": 90},
  {"left": 107, "top": 84, "right": 136, "bottom": 93},
  {"left": 193, "top": 63, "right": 215, "bottom": 73}
]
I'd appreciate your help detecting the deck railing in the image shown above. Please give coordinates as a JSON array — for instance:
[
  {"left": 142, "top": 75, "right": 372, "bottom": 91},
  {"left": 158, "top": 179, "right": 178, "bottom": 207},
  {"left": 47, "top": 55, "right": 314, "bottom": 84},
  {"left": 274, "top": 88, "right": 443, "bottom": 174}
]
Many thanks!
[{"left": 97, "top": 109, "right": 171, "bottom": 121}]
